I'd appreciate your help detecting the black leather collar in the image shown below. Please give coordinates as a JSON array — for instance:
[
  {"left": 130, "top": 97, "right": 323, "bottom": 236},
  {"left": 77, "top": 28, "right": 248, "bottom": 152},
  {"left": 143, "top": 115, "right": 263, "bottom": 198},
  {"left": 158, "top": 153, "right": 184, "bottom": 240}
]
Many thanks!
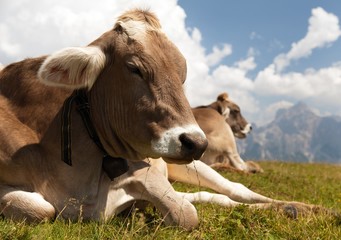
[{"left": 61, "top": 90, "right": 129, "bottom": 180}]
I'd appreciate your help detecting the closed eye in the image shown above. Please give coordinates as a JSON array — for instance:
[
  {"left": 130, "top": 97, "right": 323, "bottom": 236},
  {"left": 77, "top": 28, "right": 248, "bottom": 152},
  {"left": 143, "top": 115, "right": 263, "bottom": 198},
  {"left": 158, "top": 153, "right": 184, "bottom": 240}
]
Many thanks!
[
  {"left": 232, "top": 109, "right": 240, "bottom": 114},
  {"left": 127, "top": 63, "right": 143, "bottom": 79}
]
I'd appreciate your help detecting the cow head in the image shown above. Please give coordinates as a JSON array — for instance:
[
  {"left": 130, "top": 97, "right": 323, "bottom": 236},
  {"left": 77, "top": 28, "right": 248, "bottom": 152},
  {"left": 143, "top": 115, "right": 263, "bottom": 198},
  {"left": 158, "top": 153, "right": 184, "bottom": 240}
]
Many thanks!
[
  {"left": 209, "top": 93, "right": 252, "bottom": 139},
  {"left": 38, "top": 9, "right": 207, "bottom": 164}
]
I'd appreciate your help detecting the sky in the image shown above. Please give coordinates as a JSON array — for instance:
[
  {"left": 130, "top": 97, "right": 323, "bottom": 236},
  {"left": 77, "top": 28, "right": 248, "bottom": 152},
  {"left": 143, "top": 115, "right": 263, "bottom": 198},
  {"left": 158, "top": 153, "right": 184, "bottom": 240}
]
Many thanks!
[{"left": 1, "top": 0, "right": 341, "bottom": 126}]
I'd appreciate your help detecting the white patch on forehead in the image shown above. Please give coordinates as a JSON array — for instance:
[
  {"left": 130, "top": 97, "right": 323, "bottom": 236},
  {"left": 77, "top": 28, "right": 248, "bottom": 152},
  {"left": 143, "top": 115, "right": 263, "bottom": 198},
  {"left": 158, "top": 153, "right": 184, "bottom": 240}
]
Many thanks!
[
  {"left": 118, "top": 20, "right": 155, "bottom": 44},
  {"left": 151, "top": 125, "right": 206, "bottom": 156}
]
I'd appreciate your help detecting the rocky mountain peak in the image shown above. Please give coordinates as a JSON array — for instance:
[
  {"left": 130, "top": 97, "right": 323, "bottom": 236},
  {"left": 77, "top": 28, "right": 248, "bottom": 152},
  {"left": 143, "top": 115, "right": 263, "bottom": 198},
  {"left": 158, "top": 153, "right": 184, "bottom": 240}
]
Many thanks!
[{"left": 238, "top": 102, "right": 341, "bottom": 163}]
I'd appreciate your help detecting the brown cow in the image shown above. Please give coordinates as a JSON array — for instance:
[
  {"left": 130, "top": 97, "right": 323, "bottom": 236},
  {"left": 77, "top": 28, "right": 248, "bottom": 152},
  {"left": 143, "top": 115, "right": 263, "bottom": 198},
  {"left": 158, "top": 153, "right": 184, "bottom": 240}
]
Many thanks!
[
  {"left": 0, "top": 9, "right": 207, "bottom": 224},
  {"left": 0, "top": 10, "right": 326, "bottom": 230},
  {"left": 202, "top": 92, "right": 251, "bottom": 139},
  {"left": 193, "top": 93, "right": 263, "bottom": 173}
]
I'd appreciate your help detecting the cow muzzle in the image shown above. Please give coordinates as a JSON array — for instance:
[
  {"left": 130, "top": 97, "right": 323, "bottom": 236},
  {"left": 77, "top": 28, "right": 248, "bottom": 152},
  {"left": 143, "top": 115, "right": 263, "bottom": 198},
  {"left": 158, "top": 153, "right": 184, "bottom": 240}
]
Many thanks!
[
  {"left": 235, "top": 123, "right": 252, "bottom": 139},
  {"left": 151, "top": 125, "right": 208, "bottom": 164}
]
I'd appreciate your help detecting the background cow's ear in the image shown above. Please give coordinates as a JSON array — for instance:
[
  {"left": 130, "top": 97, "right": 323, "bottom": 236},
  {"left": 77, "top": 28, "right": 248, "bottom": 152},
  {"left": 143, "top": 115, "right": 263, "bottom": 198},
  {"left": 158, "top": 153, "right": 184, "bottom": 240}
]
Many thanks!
[
  {"left": 217, "top": 102, "right": 230, "bottom": 119},
  {"left": 217, "top": 104, "right": 224, "bottom": 115},
  {"left": 38, "top": 46, "right": 106, "bottom": 89},
  {"left": 216, "top": 102, "right": 224, "bottom": 115},
  {"left": 217, "top": 92, "right": 229, "bottom": 102}
]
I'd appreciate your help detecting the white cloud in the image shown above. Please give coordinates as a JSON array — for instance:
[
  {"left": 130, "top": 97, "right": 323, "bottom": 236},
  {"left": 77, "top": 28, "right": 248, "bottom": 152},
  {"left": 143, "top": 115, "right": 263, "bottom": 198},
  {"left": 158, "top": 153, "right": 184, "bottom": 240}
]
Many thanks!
[
  {"left": 0, "top": 24, "right": 21, "bottom": 56},
  {"left": 255, "top": 62, "right": 341, "bottom": 102},
  {"left": 249, "top": 31, "right": 262, "bottom": 40},
  {"left": 235, "top": 56, "right": 256, "bottom": 72},
  {"left": 274, "top": 7, "right": 341, "bottom": 72},
  {"left": 209, "top": 58, "right": 258, "bottom": 115},
  {"left": 206, "top": 44, "right": 232, "bottom": 67}
]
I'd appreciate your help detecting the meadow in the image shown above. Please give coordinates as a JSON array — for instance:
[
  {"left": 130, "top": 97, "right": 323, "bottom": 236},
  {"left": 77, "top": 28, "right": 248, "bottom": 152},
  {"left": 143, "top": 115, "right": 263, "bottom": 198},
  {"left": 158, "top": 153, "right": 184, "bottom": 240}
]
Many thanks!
[{"left": 1, "top": 161, "right": 340, "bottom": 239}]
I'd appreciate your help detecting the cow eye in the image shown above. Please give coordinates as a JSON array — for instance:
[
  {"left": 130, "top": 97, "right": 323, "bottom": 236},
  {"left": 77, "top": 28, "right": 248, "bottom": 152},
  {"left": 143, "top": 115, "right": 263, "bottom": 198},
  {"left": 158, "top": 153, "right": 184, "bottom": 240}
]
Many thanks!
[{"left": 127, "top": 63, "right": 143, "bottom": 79}]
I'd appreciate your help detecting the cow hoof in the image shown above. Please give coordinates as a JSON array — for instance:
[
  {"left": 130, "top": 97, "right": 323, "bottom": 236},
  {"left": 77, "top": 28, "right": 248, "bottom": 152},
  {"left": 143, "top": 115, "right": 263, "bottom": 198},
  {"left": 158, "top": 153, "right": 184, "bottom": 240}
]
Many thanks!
[
  {"left": 283, "top": 204, "right": 298, "bottom": 219},
  {"left": 246, "top": 161, "right": 264, "bottom": 173}
]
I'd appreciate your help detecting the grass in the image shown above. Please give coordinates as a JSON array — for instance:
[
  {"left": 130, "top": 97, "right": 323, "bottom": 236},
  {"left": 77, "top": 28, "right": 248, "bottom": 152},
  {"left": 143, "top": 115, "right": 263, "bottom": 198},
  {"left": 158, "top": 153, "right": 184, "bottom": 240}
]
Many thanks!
[{"left": 1, "top": 161, "right": 340, "bottom": 239}]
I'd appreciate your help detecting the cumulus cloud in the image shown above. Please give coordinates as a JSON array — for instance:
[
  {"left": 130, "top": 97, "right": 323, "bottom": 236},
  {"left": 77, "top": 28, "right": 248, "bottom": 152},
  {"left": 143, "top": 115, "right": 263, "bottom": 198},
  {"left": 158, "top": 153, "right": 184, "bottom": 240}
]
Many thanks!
[
  {"left": 206, "top": 44, "right": 232, "bottom": 67},
  {"left": 235, "top": 56, "right": 257, "bottom": 72},
  {"left": 274, "top": 7, "right": 341, "bottom": 72},
  {"left": 208, "top": 56, "right": 258, "bottom": 114},
  {"left": 255, "top": 62, "right": 341, "bottom": 101}
]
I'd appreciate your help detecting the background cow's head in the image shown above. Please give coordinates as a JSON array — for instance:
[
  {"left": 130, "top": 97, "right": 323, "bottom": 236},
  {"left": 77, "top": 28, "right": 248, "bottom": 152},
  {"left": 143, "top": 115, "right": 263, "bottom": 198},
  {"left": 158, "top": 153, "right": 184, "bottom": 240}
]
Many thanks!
[
  {"left": 38, "top": 9, "right": 207, "bottom": 164},
  {"left": 209, "top": 92, "right": 252, "bottom": 139}
]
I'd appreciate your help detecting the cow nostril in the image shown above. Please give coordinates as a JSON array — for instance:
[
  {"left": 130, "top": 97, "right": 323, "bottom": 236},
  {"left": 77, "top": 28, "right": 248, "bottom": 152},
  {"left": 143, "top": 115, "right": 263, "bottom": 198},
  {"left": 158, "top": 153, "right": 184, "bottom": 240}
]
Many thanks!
[
  {"left": 250, "top": 125, "right": 252, "bottom": 131},
  {"left": 179, "top": 133, "right": 195, "bottom": 151},
  {"left": 179, "top": 133, "right": 208, "bottom": 160}
]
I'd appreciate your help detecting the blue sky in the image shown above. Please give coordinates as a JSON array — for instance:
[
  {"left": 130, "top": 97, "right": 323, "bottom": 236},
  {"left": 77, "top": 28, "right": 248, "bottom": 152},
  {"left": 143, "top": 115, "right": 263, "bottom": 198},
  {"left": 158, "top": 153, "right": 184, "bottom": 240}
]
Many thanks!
[
  {"left": 178, "top": 1, "right": 341, "bottom": 124},
  {"left": 1, "top": 0, "right": 341, "bottom": 125},
  {"left": 179, "top": 0, "right": 341, "bottom": 73}
]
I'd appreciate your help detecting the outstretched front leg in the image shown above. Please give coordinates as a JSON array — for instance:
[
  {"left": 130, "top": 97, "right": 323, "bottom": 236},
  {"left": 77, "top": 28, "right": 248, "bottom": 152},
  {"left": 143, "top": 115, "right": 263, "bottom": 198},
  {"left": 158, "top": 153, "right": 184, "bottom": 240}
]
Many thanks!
[
  {"left": 167, "top": 160, "right": 273, "bottom": 204},
  {"left": 167, "top": 161, "right": 328, "bottom": 216}
]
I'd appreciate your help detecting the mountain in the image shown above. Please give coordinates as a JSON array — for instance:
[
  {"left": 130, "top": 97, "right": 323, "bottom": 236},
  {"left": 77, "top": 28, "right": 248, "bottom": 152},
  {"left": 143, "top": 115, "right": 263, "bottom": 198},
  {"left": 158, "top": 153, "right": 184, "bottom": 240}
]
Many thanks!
[{"left": 238, "top": 102, "right": 341, "bottom": 163}]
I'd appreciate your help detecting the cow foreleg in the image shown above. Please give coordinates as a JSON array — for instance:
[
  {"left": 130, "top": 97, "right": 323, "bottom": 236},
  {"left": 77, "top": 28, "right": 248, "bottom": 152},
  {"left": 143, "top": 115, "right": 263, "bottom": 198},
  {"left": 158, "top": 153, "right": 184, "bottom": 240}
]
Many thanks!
[
  {"left": 0, "top": 186, "right": 55, "bottom": 223},
  {"left": 168, "top": 162, "right": 328, "bottom": 217},
  {"left": 128, "top": 166, "right": 199, "bottom": 230},
  {"left": 177, "top": 190, "right": 323, "bottom": 218},
  {"left": 177, "top": 191, "right": 243, "bottom": 207},
  {"left": 167, "top": 161, "right": 274, "bottom": 204}
]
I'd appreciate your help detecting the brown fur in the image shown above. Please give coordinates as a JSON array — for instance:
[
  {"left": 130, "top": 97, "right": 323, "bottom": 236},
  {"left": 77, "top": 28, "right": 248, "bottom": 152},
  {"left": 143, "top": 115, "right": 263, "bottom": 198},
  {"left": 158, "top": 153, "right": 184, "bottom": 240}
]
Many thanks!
[
  {"left": 0, "top": 9, "right": 207, "bottom": 223},
  {"left": 193, "top": 93, "right": 263, "bottom": 173}
]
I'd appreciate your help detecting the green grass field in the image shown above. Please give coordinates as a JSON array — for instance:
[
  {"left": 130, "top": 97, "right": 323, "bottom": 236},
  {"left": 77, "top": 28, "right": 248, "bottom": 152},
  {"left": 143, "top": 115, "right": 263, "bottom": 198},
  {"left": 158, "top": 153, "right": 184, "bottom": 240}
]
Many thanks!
[{"left": 1, "top": 161, "right": 340, "bottom": 239}]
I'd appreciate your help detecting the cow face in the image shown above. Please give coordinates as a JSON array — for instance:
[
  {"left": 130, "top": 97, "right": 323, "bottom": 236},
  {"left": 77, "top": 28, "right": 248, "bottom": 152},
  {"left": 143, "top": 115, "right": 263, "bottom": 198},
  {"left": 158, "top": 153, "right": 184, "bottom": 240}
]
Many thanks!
[
  {"left": 38, "top": 10, "right": 207, "bottom": 164},
  {"left": 213, "top": 93, "right": 252, "bottom": 139}
]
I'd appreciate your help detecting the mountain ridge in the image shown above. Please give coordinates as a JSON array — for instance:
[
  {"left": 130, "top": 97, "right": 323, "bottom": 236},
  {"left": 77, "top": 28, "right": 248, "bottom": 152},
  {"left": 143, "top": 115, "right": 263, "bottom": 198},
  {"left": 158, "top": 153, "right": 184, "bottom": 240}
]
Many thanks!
[{"left": 238, "top": 102, "right": 341, "bottom": 163}]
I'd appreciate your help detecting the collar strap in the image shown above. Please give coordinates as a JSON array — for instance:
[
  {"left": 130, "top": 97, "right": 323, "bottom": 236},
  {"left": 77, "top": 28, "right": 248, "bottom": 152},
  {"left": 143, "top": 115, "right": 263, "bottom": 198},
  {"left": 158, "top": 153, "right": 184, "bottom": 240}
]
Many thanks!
[{"left": 61, "top": 90, "right": 129, "bottom": 180}]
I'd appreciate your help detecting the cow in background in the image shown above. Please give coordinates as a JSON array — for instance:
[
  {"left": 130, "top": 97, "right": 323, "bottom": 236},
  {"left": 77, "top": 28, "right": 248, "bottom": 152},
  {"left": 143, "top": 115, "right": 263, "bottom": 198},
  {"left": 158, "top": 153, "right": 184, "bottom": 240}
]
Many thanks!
[{"left": 193, "top": 93, "right": 263, "bottom": 173}]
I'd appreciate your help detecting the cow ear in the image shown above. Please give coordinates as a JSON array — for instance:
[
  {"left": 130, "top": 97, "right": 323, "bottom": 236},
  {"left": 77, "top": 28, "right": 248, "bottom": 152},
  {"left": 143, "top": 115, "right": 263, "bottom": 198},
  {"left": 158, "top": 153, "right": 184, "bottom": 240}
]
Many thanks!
[
  {"left": 217, "top": 92, "right": 229, "bottom": 102},
  {"left": 216, "top": 102, "right": 224, "bottom": 115},
  {"left": 38, "top": 46, "right": 106, "bottom": 89},
  {"left": 217, "top": 102, "right": 230, "bottom": 119}
]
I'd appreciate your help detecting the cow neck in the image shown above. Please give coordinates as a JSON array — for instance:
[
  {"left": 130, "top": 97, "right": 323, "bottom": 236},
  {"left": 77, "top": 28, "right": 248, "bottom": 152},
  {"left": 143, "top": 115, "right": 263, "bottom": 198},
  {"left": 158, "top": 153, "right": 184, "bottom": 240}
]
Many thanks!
[{"left": 61, "top": 89, "right": 129, "bottom": 180}]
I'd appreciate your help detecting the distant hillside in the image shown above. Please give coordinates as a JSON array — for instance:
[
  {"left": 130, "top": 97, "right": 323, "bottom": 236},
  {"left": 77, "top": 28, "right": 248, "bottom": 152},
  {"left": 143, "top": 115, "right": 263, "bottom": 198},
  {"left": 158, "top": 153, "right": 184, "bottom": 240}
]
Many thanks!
[{"left": 238, "top": 102, "right": 341, "bottom": 163}]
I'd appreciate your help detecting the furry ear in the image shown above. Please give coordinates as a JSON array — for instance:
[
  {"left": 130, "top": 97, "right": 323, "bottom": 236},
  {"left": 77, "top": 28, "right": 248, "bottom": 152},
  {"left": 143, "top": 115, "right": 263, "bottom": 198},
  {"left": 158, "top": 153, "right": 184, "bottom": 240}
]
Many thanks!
[
  {"left": 216, "top": 102, "right": 230, "bottom": 119},
  {"left": 217, "top": 92, "right": 229, "bottom": 102},
  {"left": 38, "top": 46, "right": 106, "bottom": 89}
]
